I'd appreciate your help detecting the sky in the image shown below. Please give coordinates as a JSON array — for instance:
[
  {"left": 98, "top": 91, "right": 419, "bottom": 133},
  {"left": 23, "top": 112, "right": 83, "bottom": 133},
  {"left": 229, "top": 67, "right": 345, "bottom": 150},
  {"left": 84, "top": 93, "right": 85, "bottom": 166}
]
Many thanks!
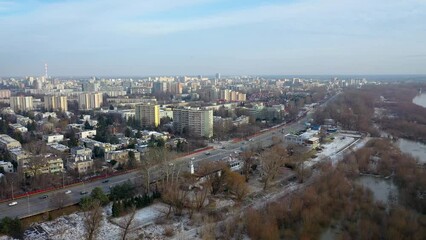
[{"left": 0, "top": 0, "right": 425, "bottom": 76}]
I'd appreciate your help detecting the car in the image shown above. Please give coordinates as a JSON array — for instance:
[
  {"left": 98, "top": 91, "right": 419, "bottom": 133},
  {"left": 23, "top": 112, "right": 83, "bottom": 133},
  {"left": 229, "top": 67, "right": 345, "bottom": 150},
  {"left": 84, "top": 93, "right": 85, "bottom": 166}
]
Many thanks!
[
  {"left": 102, "top": 179, "right": 110, "bottom": 183},
  {"left": 221, "top": 146, "right": 226, "bottom": 149},
  {"left": 8, "top": 201, "right": 18, "bottom": 206},
  {"left": 205, "top": 152, "right": 211, "bottom": 155},
  {"left": 191, "top": 157, "right": 195, "bottom": 160},
  {"left": 39, "top": 195, "right": 48, "bottom": 199},
  {"left": 80, "top": 191, "right": 89, "bottom": 195},
  {"left": 65, "top": 190, "right": 72, "bottom": 194}
]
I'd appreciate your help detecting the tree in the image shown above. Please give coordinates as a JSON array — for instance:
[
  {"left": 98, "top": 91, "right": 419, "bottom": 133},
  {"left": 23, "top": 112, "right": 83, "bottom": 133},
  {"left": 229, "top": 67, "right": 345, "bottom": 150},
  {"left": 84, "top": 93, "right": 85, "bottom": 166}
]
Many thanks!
[
  {"left": 124, "top": 128, "right": 132, "bottom": 138},
  {"left": 84, "top": 120, "right": 93, "bottom": 130},
  {"left": 68, "top": 129, "right": 79, "bottom": 147},
  {"left": 82, "top": 200, "right": 103, "bottom": 240},
  {"left": 240, "top": 150, "right": 255, "bottom": 181},
  {"left": 112, "top": 201, "right": 123, "bottom": 217},
  {"left": 91, "top": 187, "right": 109, "bottom": 206},
  {"left": 0, "top": 217, "right": 23, "bottom": 239},
  {"left": 110, "top": 181, "right": 136, "bottom": 201},
  {"left": 260, "top": 145, "right": 288, "bottom": 190},
  {"left": 225, "top": 169, "right": 249, "bottom": 201},
  {"left": 197, "top": 161, "right": 227, "bottom": 195},
  {"left": 119, "top": 206, "right": 137, "bottom": 240}
]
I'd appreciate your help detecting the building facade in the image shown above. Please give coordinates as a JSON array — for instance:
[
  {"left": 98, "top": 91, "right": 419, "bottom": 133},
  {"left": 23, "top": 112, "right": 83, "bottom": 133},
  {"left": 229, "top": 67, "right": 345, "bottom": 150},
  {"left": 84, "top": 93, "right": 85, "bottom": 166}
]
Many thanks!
[
  {"left": 135, "top": 103, "right": 160, "bottom": 128},
  {"left": 173, "top": 108, "right": 213, "bottom": 138},
  {"left": 44, "top": 95, "right": 68, "bottom": 112},
  {"left": 78, "top": 92, "right": 103, "bottom": 110},
  {"left": 10, "top": 96, "right": 33, "bottom": 112}
]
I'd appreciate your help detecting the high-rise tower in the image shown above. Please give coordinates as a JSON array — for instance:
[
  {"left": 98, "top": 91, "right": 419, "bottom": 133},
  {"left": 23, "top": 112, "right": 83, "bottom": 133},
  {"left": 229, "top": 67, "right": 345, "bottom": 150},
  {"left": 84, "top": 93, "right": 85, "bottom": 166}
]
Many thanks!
[{"left": 44, "top": 63, "right": 48, "bottom": 79}]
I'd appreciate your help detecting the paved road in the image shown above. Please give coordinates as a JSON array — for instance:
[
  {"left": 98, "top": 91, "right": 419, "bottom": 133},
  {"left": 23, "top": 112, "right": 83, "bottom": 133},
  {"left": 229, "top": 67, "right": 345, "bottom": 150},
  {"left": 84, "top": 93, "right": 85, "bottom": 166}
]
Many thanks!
[{"left": 0, "top": 95, "right": 336, "bottom": 219}]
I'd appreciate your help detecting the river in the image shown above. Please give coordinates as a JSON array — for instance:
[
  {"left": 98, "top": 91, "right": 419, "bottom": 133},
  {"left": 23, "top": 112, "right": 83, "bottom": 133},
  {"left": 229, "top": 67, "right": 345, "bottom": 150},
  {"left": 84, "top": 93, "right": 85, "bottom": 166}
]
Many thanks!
[{"left": 413, "top": 92, "right": 426, "bottom": 108}]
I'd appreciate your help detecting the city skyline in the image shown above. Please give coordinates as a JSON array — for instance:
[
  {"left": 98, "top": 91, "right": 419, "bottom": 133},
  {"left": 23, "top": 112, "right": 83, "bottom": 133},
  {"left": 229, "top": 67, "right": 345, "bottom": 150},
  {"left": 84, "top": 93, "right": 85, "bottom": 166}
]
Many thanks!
[{"left": 0, "top": 0, "right": 425, "bottom": 76}]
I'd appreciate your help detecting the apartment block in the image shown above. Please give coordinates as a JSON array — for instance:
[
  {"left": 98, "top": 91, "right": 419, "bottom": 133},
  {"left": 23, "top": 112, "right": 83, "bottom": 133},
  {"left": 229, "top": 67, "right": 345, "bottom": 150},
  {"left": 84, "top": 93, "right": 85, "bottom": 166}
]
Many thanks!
[
  {"left": 0, "top": 90, "right": 11, "bottom": 99},
  {"left": 135, "top": 103, "right": 160, "bottom": 128},
  {"left": 9, "top": 96, "right": 33, "bottom": 112},
  {"left": 78, "top": 92, "right": 103, "bottom": 110},
  {"left": 44, "top": 95, "right": 68, "bottom": 112},
  {"left": 173, "top": 108, "right": 213, "bottom": 138},
  {"left": 0, "top": 134, "right": 22, "bottom": 150}
]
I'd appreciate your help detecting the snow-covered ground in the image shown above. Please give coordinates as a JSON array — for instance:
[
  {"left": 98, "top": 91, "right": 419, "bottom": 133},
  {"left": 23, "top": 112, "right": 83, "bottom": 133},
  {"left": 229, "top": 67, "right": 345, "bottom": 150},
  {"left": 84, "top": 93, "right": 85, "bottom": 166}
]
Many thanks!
[
  {"left": 305, "top": 134, "right": 358, "bottom": 168},
  {"left": 24, "top": 203, "right": 173, "bottom": 240}
]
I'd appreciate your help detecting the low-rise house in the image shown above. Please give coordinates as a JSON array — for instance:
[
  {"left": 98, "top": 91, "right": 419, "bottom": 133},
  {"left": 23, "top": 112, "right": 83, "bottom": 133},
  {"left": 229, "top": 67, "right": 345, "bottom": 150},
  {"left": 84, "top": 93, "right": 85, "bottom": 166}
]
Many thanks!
[
  {"left": 233, "top": 115, "right": 250, "bottom": 126},
  {"left": 0, "top": 134, "right": 22, "bottom": 150},
  {"left": 105, "top": 149, "right": 140, "bottom": 165},
  {"left": 80, "top": 138, "right": 118, "bottom": 153},
  {"left": 43, "top": 134, "right": 64, "bottom": 143},
  {"left": 68, "top": 158, "right": 94, "bottom": 174},
  {"left": 0, "top": 161, "right": 14, "bottom": 173},
  {"left": 9, "top": 148, "right": 32, "bottom": 162},
  {"left": 10, "top": 123, "right": 28, "bottom": 133},
  {"left": 77, "top": 130, "right": 97, "bottom": 139},
  {"left": 20, "top": 154, "right": 64, "bottom": 176},
  {"left": 68, "top": 147, "right": 94, "bottom": 174},
  {"left": 284, "top": 130, "right": 320, "bottom": 148},
  {"left": 15, "top": 115, "right": 32, "bottom": 126},
  {"left": 47, "top": 143, "right": 69, "bottom": 153}
]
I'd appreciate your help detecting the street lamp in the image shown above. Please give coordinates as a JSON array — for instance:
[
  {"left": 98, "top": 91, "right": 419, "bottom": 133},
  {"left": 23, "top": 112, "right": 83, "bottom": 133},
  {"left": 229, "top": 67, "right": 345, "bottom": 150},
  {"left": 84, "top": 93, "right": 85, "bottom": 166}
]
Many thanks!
[
  {"left": 27, "top": 192, "right": 30, "bottom": 214},
  {"left": 11, "top": 180, "right": 14, "bottom": 200}
]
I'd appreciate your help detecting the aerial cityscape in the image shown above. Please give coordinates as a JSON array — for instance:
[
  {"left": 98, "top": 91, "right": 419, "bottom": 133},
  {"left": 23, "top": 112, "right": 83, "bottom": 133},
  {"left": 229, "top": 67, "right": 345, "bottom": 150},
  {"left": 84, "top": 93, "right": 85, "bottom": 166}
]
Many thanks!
[{"left": 0, "top": 1, "right": 426, "bottom": 240}]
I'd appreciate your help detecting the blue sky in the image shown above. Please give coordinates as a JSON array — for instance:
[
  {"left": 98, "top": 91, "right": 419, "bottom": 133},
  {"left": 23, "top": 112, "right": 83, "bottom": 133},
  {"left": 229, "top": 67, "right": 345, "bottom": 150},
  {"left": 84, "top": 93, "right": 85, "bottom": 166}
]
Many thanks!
[{"left": 0, "top": 0, "right": 425, "bottom": 76}]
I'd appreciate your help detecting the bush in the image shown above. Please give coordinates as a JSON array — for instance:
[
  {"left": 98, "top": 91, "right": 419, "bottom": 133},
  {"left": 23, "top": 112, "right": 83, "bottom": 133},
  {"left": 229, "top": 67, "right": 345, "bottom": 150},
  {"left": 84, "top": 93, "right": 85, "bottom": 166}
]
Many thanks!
[{"left": 0, "top": 217, "right": 23, "bottom": 239}]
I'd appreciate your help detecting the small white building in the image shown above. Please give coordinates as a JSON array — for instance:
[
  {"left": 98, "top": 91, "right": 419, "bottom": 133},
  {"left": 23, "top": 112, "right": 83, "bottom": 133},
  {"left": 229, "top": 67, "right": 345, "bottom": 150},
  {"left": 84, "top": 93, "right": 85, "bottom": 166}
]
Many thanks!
[
  {"left": 43, "top": 134, "right": 64, "bottom": 143},
  {"left": 10, "top": 123, "right": 28, "bottom": 133},
  {"left": 78, "top": 130, "right": 97, "bottom": 139},
  {"left": 0, "top": 161, "right": 14, "bottom": 173}
]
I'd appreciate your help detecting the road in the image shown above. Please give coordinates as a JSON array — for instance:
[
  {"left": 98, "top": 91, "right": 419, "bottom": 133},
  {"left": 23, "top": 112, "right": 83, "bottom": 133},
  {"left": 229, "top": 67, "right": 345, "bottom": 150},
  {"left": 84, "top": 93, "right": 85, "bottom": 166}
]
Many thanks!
[{"left": 0, "top": 95, "right": 337, "bottom": 219}]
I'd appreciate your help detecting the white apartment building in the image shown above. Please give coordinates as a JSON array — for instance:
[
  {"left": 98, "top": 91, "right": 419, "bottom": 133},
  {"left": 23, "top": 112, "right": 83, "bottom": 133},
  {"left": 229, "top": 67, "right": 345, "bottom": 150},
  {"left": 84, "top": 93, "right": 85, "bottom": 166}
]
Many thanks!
[{"left": 173, "top": 108, "right": 213, "bottom": 138}]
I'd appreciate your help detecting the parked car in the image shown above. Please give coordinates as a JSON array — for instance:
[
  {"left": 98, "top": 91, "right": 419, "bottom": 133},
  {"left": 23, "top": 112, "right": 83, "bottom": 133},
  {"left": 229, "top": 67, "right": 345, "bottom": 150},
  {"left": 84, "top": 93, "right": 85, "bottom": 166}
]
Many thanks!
[
  {"left": 65, "top": 190, "right": 72, "bottom": 194},
  {"left": 80, "top": 191, "right": 89, "bottom": 195},
  {"left": 205, "top": 152, "right": 211, "bottom": 155},
  {"left": 8, "top": 201, "right": 18, "bottom": 206}
]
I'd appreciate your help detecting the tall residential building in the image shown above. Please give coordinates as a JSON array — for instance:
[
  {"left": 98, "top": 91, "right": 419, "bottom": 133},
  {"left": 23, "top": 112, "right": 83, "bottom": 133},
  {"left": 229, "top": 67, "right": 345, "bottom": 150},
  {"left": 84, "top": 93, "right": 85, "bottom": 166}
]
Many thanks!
[
  {"left": 44, "top": 95, "right": 68, "bottom": 112},
  {"left": 135, "top": 103, "right": 160, "bottom": 128},
  {"left": 78, "top": 93, "right": 103, "bottom": 110},
  {"left": 0, "top": 89, "right": 11, "bottom": 99},
  {"left": 10, "top": 96, "right": 33, "bottom": 112},
  {"left": 173, "top": 108, "right": 213, "bottom": 138},
  {"left": 82, "top": 82, "right": 100, "bottom": 92}
]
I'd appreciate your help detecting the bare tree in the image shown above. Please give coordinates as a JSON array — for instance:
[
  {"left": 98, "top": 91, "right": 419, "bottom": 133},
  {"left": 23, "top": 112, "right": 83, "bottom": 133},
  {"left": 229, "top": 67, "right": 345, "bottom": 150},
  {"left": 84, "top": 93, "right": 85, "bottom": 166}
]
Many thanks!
[
  {"left": 197, "top": 161, "right": 227, "bottom": 195},
  {"left": 240, "top": 150, "right": 255, "bottom": 181},
  {"left": 141, "top": 147, "right": 176, "bottom": 193},
  {"left": 224, "top": 169, "right": 249, "bottom": 201},
  {"left": 260, "top": 145, "right": 288, "bottom": 190},
  {"left": 119, "top": 206, "right": 137, "bottom": 240},
  {"left": 82, "top": 200, "right": 103, "bottom": 240},
  {"left": 161, "top": 181, "right": 188, "bottom": 218}
]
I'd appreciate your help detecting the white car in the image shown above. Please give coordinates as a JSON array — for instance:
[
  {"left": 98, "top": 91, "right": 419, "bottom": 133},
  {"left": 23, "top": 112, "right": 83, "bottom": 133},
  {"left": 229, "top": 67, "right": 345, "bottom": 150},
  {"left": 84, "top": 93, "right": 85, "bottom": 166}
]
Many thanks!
[
  {"left": 65, "top": 190, "right": 72, "bottom": 194},
  {"left": 191, "top": 157, "right": 195, "bottom": 160},
  {"left": 8, "top": 201, "right": 18, "bottom": 206}
]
